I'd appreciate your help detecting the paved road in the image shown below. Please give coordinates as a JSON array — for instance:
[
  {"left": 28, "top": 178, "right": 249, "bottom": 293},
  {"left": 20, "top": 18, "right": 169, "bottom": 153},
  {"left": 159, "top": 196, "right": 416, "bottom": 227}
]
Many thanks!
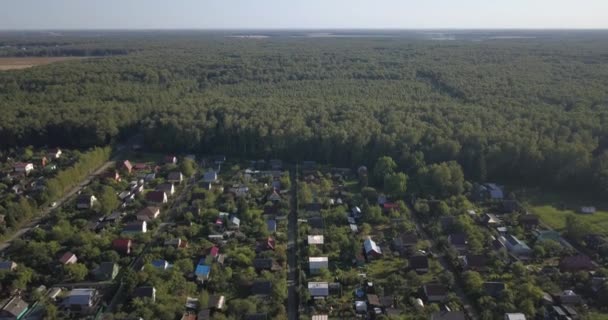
[
  {"left": 0, "top": 160, "right": 115, "bottom": 252},
  {"left": 287, "top": 166, "right": 299, "bottom": 320},
  {"left": 411, "top": 213, "right": 479, "bottom": 320}
]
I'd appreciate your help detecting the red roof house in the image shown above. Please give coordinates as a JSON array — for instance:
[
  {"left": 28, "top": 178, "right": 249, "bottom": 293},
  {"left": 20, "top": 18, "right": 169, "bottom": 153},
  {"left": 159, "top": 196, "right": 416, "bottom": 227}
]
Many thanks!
[
  {"left": 113, "top": 238, "right": 133, "bottom": 255},
  {"left": 59, "top": 252, "right": 78, "bottom": 265}
]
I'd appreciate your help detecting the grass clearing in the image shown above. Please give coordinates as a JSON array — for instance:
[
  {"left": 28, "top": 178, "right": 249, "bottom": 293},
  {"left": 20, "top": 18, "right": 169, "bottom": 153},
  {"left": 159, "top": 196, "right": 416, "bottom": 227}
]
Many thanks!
[
  {"left": 516, "top": 187, "right": 608, "bottom": 236},
  {"left": 0, "top": 56, "right": 89, "bottom": 71}
]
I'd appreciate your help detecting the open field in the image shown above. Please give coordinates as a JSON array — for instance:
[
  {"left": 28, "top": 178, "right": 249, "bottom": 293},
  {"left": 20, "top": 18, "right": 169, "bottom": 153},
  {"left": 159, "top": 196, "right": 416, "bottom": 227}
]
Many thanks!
[
  {"left": 0, "top": 56, "right": 87, "bottom": 70},
  {"left": 516, "top": 187, "right": 608, "bottom": 236}
]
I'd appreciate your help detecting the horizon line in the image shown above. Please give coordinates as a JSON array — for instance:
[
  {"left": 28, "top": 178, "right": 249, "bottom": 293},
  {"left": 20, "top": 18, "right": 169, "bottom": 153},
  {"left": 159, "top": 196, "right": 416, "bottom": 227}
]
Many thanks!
[{"left": 2, "top": 27, "right": 608, "bottom": 32}]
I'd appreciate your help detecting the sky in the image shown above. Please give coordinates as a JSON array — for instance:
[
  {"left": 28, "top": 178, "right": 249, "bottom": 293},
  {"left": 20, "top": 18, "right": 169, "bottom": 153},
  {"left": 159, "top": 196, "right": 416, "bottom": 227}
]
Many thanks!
[{"left": 1, "top": 0, "right": 607, "bottom": 30}]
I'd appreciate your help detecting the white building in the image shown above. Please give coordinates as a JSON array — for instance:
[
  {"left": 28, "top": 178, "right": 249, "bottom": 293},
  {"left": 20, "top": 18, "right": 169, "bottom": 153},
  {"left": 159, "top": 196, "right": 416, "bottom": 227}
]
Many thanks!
[{"left": 309, "top": 257, "right": 329, "bottom": 275}]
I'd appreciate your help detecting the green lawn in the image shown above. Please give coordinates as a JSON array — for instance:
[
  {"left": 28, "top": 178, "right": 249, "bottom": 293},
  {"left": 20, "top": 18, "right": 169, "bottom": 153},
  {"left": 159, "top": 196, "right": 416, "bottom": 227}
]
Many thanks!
[{"left": 516, "top": 187, "right": 608, "bottom": 236}]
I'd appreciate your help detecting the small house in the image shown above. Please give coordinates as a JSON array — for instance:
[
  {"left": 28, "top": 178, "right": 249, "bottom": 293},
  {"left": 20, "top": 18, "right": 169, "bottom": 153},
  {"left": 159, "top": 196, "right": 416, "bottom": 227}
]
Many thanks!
[
  {"left": 164, "top": 238, "right": 186, "bottom": 249},
  {"left": 112, "top": 238, "right": 133, "bottom": 254},
  {"left": 0, "top": 261, "right": 17, "bottom": 271},
  {"left": 59, "top": 252, "right": 78, "bottom": 265},
  {"left": 308, "top": 282, "right": 329, "bottom": 297},
  {"left": 202, "top": 171, "right": 218, "bottom": 183},
  {"left": 519, "top": 214, "right": 540, "bottom": 230},
  {"left": 102, "top": 170, "right": 121, "bottom": 182},
  {"left": 228, "top": 216, "right": 240, "bottom": 229},
  {"left": 557, "top": 290, "right": 582, "bottom": 305},
  {"left": 0, "top": 296, "right": 29, "bottom": 319},
  {"left": 62, "top": 288, "right": 99, "bottom": 315},
  {"left": 483, "top": 282, "right": 506, "bottom": 298},
  {"left": 122, "top": 221, "right": 147, "bottom": 235},
  {"left": 559, "top": 255, "right": 595, "bottom": 273},
  {"left": 229, "top": 185, "right": 249, "bottom": 197},
  {"left": 392, "top": 232, "right": 418, "bottom": 254},
  {"left": 448, "top": 233, "right": 468, "bottom": 253},
  {"left": 268, "top": 190, "right": 281, "bottom": 202},
  {"left": 482, "top": 213, "right": 502, "bottom": 226},
  {"left": 137, "top": 207, "right": 160, "bottom": 221},
  {"left": 309, "top": 257, "right": 329, "bottom": 275},
  {"left": 408, "top": 255, "right": 429, "bottom": 273},
  {"left": 253, "top": 258, "right": 281, "bottom": 272},
  {"left": 133, "top": 163, "right": 150, "bottom": 171},
  {"left": 47, "top": 148, "right": 62, "bottom": 159},
  {"left": 461, "top": 255, "right": 487, "bottom": 271},
  {"left": 76, "top": 195, "right": 97, "bottom": 209},
  {"left": 580, "top": 206, "right": 596, "bottom": 214},
  {"left": 168, "top": 171, "right": 183, "bottom": 183},
  {"left": 165, "top": 155, "right": 177, "bottom": 165},
  {"left": 13, "top": 162, "right": 34, "bottom": 174},
  {"left": 145, "top": 191, "right": 168, "bottom": 204},
  {"left": 151, "top": 259, "right": 172, "bottom": 271},
  {"left": 266, "top": 219, "right": 277, "bottom": 233},
  {"left": 122, "top": 160, "right": 133, "bottom": 173},
  {"left": 195, "top": 262, "right": 211, "bottom": 283},
  {"left": 307, "top": 235, "right": 324, "bottom": 245},
  {"left": 156, "top": 183, "right": 175, "bottom": 196},
  {"left": 251, "top": 280, "right": 273, "bottom": 296},
  {"left": 133, "top": 286, "right": 156, "bottom": 303},
  {"left": 423, "top": 283, "right": 448, "bottom": 302},
  {"left": 363, "top": 237, "right": 382, "bottom": 258},
  {"left": 504, "top": 313, "right": 526, "bottom": 320},
  {"left": 93, "top": 262, "right": 119, "bottom": 281},
  {"left": 257, "top": 237, "right": 276, "bottom": 251}
]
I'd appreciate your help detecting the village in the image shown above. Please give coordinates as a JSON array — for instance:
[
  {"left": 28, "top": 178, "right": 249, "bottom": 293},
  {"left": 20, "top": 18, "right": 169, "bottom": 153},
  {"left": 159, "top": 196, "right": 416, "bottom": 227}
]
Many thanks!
[{"left": 0, "top": 150, "right": 606, "bottom": 320}]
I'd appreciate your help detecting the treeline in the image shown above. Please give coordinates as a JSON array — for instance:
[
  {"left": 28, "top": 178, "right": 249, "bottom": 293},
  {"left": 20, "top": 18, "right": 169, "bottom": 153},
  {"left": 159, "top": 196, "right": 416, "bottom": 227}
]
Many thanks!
[
  {"left": 44, "top": 146, "right": 112, "bottom": 201},
  {"left": 1, "top": 34, "right": 608, "bottom": 196}
]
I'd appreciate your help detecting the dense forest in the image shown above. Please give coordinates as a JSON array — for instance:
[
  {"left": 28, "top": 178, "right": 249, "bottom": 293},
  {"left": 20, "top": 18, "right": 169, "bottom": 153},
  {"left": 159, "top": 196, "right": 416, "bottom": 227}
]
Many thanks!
[{"left": 1, "top": 31, "right": 608, "bottom": 196}]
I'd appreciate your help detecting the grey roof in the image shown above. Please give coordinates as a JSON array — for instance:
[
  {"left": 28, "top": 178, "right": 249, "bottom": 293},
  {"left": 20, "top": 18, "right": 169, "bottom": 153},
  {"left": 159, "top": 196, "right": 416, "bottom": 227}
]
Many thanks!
[
  {"left": 64, "top": 288, "right": 96, "bottom": 306},
  {"left": 1, "top": 296, "right": 28, "bottom": 317}
]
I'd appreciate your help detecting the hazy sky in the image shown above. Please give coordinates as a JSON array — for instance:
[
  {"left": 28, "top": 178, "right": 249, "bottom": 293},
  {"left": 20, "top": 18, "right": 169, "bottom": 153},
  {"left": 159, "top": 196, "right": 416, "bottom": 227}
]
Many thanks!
[{"left": 1, "top": 0, "right": 607, "bottom": 30}]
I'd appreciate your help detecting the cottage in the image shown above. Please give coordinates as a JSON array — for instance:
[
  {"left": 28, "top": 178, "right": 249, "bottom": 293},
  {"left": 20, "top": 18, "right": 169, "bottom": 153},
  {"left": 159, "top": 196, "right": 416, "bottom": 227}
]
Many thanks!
[
  {"left": 311, "top": 316, "right": 328, "bottom": 320},
  {"left": 0, "top": 296, "right": 28, "bottom": 319},
  {"left": 519, "top": 214, "right": 540, "bottom": 230},
  {"left": 151, "top": 259, "right": 172, "bottom": 271},
  {"left": 118, "top": 191, "right": 134, "bottom": 201},
  {"left": 309, "top": 257, "right": 329, "bottom": 275},
  {"left": 535, "top": 230, "right": 562, "bottom": 243},
  {"left": 165, "top": 155, "right": 177, "bottom": 165},
  {"left": 59, "top": 252, "right": 78, "bottom": 265},
  {"left": 355, "top": 301, "right": 367, "bottom": 313},
  {"left": 133, "top": 163, "right": 150, "bottom": 171},
  {"left": 228, "top": 216, "right": 240, "bottom": 229},
  {"left": 308, "top": 217, "right": 324, "bottom": 230},
  {"left": 257, "top": 237, "right": 276, "bottom": 252},
  {"left": 485, "top": 183, "right": 504, "bottom": 200},
  {"left": 164, "top": 238, "right": 186, "bottom": 249},
  {"left": 307, "top": 235, "right": 324, "bottom": 245},
  {"left": 229, "top": 185, "right": 249, "bottom": 197},
  {"left": 143, "top": 173, "right": 156, "bottom": 182},
  {"left": 557, "top": 290, "right": 582, "bottom": 305},
  {"left": 502, "top": 235, "right": 532, "bottom": 256},
  {"left": 253, "top": 258, "right": 281, "bottom": 272},
  {"left": 47, "top": 148, "right": 62, "bottom": 159},
  {"left": 483, "top": 281, "right": 506, "bottom": 298},
  {"left": 308, "top": 282, "right": 329, "bottom": 297},
  {"left": 76, "top": 195, "right": 97, "bottom": 209},
  {"left": 393, "top": 232, "right": 418, "bottom": 254},
  {"left": 133, "top": 286, "right": 156, "bottom": 303},
  {"left": 448, "top": 233, "right": 468, "bottom": 252},
  {"left": 461, "top": 255, "right": 487, "bottom": 271},
  {"left": 504, "top": 313, "right": 526, "bottom": 320},
  {"left": 102, "top": 170, "right": 121, "bottom": 182},
  {"left": 202, "top": 171, "right": 218, "bottom": 183},
  {"left": 156, "top": 183, "right": 175, "bottom": 196},
  {"left": 482, "top": 213, "right": 502, "bottom": 226},
  {"left": 112, "top": 238, "right": 133, "bottom": 254},
  {"left": 559, "top": 255, "right": 595, "bottom": 273},
  {"left": 580, "top": 206, "right": 596, "bottom": 214},
  {"left": 137, "top": 206, "right": 160, "bottom": 221},
  {"left": 0, "top": 261, "right": 17, "bottom": 271},
  {"left": 423, "top": 283, "right": 448, "bottom": 302},
  {"left": 13, "top": 162, "right": 34, "bottom": 174},
  {"left": 363, "top": 237, "right": 382, "bottom": 258},
  {"left": 168, "top": 171, "right": 183, "bottom": 183},
  {"left": 409, "top": 255, "right": 429, "bottom": 273},
  {"left": 62, "top": 288, "right": 98, "bottom": 315},
  {"left": 266, "top": 219, "right": 277, "bottom": 233},
  {"left": 146, "top": 191, "right": 168, "bottom": 204},
  {"left": 351, "top": 206, "right": 362, "bottom": 218},
  {"left": 93, "top": 262, "right": 119, "bottom": 281},
  {"left": 122, "top": 160, "right": 133, "bottom": 173},
  {"left": 122, "top": 221, "right": 147, "bottom": 235},
  {"left": 430, "top": 311, "right": 466, "bottom": 320},
  {"left": 195, "top": 261, "right": 211, "bottom": 283},
  {"left": 252, "top": 280, "right": 273, "bottom": 296},
  {"left": 268, "top": 190, "right": 281, "bottom": 202}
]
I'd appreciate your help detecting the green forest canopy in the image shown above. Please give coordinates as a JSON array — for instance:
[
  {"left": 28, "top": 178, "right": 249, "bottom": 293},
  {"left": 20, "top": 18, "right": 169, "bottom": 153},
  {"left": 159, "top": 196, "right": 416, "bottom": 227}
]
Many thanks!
[{"left": 1, "top": 31, "right": 608, "bottom": 196}]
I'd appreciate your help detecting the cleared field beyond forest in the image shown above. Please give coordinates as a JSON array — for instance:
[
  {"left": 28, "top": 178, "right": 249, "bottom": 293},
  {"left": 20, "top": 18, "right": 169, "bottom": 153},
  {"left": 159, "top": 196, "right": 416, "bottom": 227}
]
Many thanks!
[{"left": 0, "top": 56, "right": 86, "bottom": 70}]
